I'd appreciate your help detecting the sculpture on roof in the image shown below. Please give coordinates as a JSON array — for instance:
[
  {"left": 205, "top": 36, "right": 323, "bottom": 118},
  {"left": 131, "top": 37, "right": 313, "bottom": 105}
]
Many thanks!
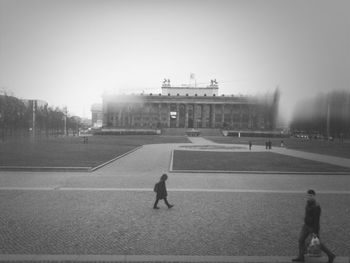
[
  {"left": 162, "top": 78, "right": 171, "bottom": 86},
  {"left": 210, "top": 79, "right": 218, "bottom": 86}
]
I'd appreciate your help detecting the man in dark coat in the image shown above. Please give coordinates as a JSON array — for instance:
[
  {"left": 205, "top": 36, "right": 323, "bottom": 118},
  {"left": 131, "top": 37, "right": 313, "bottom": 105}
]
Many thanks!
[
  {"left": 153, "top": 173, "right": 174, "bottom": 209},
  {"left": 292, "top": 189, "right": 335, "bottom": 263}
]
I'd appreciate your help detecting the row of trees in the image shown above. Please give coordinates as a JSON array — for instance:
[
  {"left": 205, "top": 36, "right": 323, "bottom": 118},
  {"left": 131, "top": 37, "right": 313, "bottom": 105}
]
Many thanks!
[
  {"left": 290, "top": 90, "right": 350, "bottom": 139},
  {"left": 0, "top": 94, "right": 85, "bottom": 141}
]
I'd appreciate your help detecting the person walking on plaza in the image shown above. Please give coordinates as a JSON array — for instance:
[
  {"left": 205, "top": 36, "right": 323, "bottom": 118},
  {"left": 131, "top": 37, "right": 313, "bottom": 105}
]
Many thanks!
[
  {"left": 249, "top": 140, "right": 252, "bottom": 150},
  {"left": 153, "top": 173, "right": 174, "bottom": 209},
  {"left": 292, "top": 189, "right": 336, "bottom": 263}
]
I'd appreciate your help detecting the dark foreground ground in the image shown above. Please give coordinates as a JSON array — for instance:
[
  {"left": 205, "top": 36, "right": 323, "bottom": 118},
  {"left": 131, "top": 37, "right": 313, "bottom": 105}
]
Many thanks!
[
  {"left": 0, "top": 136, "right": 349, "bottom": 263},
  {"left": 1, "top": 189, "right": 348, "bottom": 256}
]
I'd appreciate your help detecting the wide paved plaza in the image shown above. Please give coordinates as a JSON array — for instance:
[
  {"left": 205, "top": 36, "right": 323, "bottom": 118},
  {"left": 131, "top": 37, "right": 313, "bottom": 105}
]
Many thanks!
[{"left": 0, "top": 138, "right": 349, "bottom": 263}]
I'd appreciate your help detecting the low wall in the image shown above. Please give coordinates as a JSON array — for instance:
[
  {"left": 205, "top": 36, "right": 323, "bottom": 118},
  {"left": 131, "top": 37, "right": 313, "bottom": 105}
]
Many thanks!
[
  {"left": 224, "top": 130, "right": 288, "bottom": 138},
  {"left": 94, "top": 128, "right": 161, "bottom": 135}
]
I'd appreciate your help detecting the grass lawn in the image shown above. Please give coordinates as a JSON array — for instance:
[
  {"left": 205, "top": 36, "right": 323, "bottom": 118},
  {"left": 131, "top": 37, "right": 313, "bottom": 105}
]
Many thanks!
[
  {"left": 0, "top": 135, "right": 190, "bottom": 168},
  {"left": 172, "top": 150, "right": 350, "bottom": 172},
  {"left": 205, "top": 136, "right": 350, "bottom": 159}
]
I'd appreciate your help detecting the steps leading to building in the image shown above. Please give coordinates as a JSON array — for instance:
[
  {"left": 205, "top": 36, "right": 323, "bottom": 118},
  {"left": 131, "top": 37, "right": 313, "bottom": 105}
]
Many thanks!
[
  {"left": 161, "top": 128, "right": 187, "bottom": 136},
  {"left": 197, "top": 128, "right": 223, "bottom": 136},
  {"left": 162, "top": 128, "right": 222, "bottom": 136}
]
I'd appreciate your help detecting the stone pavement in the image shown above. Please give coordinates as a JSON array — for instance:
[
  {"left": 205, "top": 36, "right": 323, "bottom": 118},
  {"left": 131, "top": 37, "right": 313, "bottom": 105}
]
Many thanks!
[{"left": 0, "top": 137, "right": 349, "bottom": 263}]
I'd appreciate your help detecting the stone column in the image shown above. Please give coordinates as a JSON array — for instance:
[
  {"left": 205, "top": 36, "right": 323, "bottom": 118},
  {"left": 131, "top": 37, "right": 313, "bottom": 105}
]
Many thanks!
[
  {"left": 124, "top": 106, "right": 127, "bottom": 128},
  {"left": 230, "top": 105, "right": 234, "bottom": 128},
  {"left": 185, "top": 104, "right": 189, "bottom": 128},
  {"left": 130, "top": 105, "right": 134, "bottom": 127},
  {"left": 198, "top": 104, "right": 202, "bottom": 128},
  {"left": 176, "top": 104, "right": 179, "bottom": 128},
  {"left": 149, "top": 104, "right": 153, "bottom": 128},
  {"left": 167, "top": 103, "right": 171, "bottom": 128},
  {"left": 131, "top": 115, "right": 134, "bottom": 127},
  {"left": 127, "top": 105, "right": 131, "bottom": 128},
  {"left": 111, "top": 113, "right": 115, "bottom": 127},
  {"left": 211, "top": 104, "right": 216, "bottom": 128},
  {"left": 201, "top": 104, "right": 206, "bottom": 128},
  {"left": 158, "top": 103, "right": 162, "bottom": 128},
  {"left": 193, "top": 104, "right": 197, "bottom": 128},
  {"left": 248, "top": 106, "right": 252, "bottom": 129},
  {"left": 221, "top": 104, "right": 225, "bottom": 126},
  {"left": 118, "top": 107, "right": 122, "bottom": 127},
  {"left": 239, "top": 104, "right": 242, "bottom": 129}
]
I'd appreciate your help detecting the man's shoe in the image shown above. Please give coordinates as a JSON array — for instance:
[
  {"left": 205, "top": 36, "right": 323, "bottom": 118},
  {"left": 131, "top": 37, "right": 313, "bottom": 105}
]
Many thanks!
[
  {"left": 168, "top": 205, "right": 174, "bottom": 209},
  {"left": 328, "top": 254, "right": 336, "bottom": 263},
  {"left": 292, "top": 257, "right": 304, "bottom": 262},
  {"left": 153, "top": 206, "right": 159, "bottom": 209}
]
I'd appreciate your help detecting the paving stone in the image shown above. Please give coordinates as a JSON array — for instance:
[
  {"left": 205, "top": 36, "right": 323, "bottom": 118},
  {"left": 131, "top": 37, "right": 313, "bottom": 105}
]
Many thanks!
[
  {"left": 1, "top": 141, "right": 349, "bottom": 262},
  {"left": 0, "top": 191, "right": 348, "bottom": 256}
]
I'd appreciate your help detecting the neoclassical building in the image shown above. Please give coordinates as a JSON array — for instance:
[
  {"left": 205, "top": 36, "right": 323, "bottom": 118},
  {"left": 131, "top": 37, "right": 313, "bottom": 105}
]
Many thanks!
[{"left": 102, "top": 81, "right": 279, "bottom": 131}]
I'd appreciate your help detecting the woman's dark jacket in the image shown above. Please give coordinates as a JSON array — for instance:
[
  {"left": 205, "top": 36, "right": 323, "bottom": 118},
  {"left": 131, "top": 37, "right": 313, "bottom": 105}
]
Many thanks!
[
  {"left": 304, "top": 200, "right": 321, "bottom": 234},
  {"left": 155, "top": 181, "right": 167, "bottom": 199}
]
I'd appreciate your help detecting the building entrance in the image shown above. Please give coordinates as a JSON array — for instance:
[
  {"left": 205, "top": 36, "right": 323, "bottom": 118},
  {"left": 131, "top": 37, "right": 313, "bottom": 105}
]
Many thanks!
[{"left": 179, "top": 104, "right": 186, "bottom": 128}]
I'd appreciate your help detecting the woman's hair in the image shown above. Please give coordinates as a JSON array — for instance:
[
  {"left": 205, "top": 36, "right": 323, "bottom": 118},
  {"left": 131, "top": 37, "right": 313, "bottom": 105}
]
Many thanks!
[
  {"left": 160, "top": 173, "right": 168, "bottom": 181},
  {"left": 307, "top": 189, "right": 316, "bottom": 195}
]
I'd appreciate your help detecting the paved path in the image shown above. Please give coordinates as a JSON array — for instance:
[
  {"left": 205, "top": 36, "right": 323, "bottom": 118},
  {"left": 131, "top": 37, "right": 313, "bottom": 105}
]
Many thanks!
[
  {"left": 272, "top": 147, "right": 350, "bottom": 168},
  {"left": 0, "top": 137, "right": 349, "bottom": 262}
]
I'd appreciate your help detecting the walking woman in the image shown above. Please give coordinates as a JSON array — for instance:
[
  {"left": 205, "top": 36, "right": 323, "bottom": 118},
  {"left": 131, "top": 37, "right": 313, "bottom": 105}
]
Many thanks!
[{"left": 153, "top": 173, "right": 174, "bottom": 209}]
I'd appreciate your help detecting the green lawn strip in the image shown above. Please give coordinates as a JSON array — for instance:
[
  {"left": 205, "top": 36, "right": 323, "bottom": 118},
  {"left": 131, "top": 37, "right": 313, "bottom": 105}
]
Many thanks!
[
  {"left": 205, "top": 136, "right": 350, "bottom": 159},
  {"left": 172, "top": 150, "right": 350, "bottom": 172},
  {"left": 0, "top": 142, "right": 136, "bottom": 167},
  {"left": 0, "top": 135, "right": 190, "bottom": 167}
]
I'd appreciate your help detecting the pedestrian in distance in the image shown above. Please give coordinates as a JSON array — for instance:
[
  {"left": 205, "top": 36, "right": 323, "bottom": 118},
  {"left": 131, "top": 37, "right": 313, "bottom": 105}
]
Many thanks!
[
  {"left": 265, "top": 141, "right": 268, "bottom": 150},
  {"left": 292, "top": 189, "right": 336, "bottom": 263},
  {"left": 153, "top": 173, "right": 174, "bottom": 209},
  {"left": 268, "top": 139, "right": 272, "bottom": 149},
  {"left": 249, "top": 140, "right": 252, "bottom": 150}
]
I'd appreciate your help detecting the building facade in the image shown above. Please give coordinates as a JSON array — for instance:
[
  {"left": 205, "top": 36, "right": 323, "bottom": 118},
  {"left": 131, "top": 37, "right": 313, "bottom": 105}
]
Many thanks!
[
  {"left": 91, "top": 103, "right": 103, "bottom": 128},
  {"left": 102, "top": 81, "right": 279, "bottom": 131}
]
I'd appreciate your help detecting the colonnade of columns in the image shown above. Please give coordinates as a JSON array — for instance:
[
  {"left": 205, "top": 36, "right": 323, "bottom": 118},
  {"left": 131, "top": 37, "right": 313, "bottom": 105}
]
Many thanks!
[{"left": 105, "top": 102, "right": 259, "bottom": 129}]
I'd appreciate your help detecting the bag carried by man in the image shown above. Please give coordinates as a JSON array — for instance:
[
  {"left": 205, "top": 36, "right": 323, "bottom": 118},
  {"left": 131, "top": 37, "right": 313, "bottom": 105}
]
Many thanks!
[{"left": 306, "top": 233, "right": 322, "bottom": 257}]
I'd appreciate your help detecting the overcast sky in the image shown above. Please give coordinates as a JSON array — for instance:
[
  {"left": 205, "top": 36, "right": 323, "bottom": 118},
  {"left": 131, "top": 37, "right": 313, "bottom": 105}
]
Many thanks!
[{"left": 1, "top": 0, "right": 349, "bottom": 122}]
